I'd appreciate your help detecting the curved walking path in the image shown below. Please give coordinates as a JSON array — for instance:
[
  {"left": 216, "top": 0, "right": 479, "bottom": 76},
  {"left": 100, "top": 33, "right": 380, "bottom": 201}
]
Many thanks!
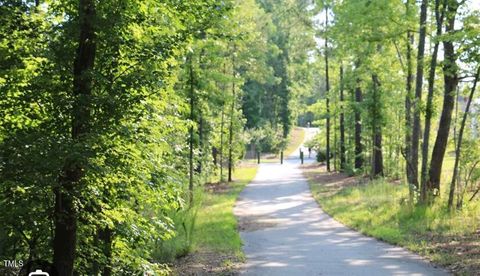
[{"left": 234, "top": 128, "right": 448, "bottom": 276}]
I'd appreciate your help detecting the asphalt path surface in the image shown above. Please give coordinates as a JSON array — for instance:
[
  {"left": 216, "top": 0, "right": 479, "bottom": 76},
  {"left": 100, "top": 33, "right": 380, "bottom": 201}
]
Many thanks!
[{"left": 234, "top": 128, "right": 448, "bottom": 276}]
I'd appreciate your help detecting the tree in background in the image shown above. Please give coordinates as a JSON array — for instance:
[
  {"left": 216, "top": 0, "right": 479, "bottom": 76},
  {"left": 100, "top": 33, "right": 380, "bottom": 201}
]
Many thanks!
[
  {"left": 420, "top": 0, "right": 446, "bottom": 202},
  {"left": 2, "top": 0, "right": 480, "bottom": 274},
  {"left": 427, "top": 0, "right": 460, "bottom": 200},
  {"left": 309, "top": 0, "right": 480, "bottom": 210},
  {"left": 0, "top": 0, "right": 255, "bottom": 274}
]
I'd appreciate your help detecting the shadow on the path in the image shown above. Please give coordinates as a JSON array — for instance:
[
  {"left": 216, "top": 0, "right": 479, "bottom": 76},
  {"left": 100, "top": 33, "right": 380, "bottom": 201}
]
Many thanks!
[{"left": 235, "top": 162, "right": 447, "bottom": 275}]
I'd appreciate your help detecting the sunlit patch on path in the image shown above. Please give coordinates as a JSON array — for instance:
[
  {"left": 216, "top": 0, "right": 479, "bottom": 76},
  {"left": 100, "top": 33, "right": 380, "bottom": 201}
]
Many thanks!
[{"left": 234, "top": 128, "right": 448, "bottom": 276}]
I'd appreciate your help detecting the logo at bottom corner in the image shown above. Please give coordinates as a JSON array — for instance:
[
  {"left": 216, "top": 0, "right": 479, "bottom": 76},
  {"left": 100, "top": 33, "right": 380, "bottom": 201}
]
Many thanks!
[{"left": 28, "top": 269, "right": 49, "bottom": 276}]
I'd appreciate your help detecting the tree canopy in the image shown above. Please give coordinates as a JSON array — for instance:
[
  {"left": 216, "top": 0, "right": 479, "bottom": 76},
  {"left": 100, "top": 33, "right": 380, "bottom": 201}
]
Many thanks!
[{"left": 1, "top": 0, "right": 479, "bottom": 275}]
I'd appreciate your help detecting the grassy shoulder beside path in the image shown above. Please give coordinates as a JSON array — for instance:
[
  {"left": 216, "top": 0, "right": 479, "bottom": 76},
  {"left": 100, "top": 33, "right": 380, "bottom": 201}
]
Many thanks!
[
  {"left": 284, "top": 127, "right": 306, "bottom": 156},
  {"left": 302, "top": 164, "right": 480, "bottom": 276},
  {"left": 172, "top": 164, "right": 258, "bottom": 275}
]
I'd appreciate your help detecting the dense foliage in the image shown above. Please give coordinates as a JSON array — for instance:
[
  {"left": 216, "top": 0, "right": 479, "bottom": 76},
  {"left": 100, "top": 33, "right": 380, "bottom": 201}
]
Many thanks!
[
  {"left": 308, "top": 0, "right": 480, "bottom": 208},
  {"left": 2, "top": 0, "right": 478, "bottom": 274},
  {"left": 0, "top": 0, "right": 316, "bottom": 274}
]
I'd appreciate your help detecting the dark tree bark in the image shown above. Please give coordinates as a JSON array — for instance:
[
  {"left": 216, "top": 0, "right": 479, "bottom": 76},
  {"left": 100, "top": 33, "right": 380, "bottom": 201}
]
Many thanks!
[
  {"left": 279, "top": 59, "right": 291, "bottom": 139},
  {"left": 411, "top": 0, "right": 428, "bottom": 189},
  {"left": 197, "top": 115, "right": 203, "bottom": 174},
  {"left": 220, "top": 107, "right": 225, "bottom": 181},
  {"left": 354, "top": 72, "right": 363, "bottom": 170},
  {"left": 91, "top": 227, "right": 113, "bottom": 276},
  {"left": 219, "top": 63, "right": 226, "bottom": 182},
  {"left": 212, "top": 147, "right": 218, "bottom": 166},
  {"left": 420, "top": 0, "right": 446, "bottom": 202},
  {"left": 404, "top": 3, "right": 415, "bottom": 192},
  {"left": 340, "top": 66, "right": 346, "bottom": 171},
  {"left": 325, "top": 7, "right": 331, "bottom": 172},
  {"left": 228, "top": 51, "right": 236, "bottom": 182},
  {"left": 371, "top": 74, "right": 384, "bottom": 177},
  {"left": 448, "top": 67, "right": 480, "bottom": 209},
  {"left": 101, "top": 228, "right": 113, "bottom": 276},
  {"left": 427, "top": 0, "right": 459, "bottom": 197},
  {"left": 333, "top": 109, "right": 337, "bottom": 171},
  {"left": 53, "top": 0, "right": 96, "bottom": 274},
  {"left": 188, "top": 55, "right": 195, "bottom": 205},
  {"left": 372, "top": 130, "right": 383, "bottom": 177}
]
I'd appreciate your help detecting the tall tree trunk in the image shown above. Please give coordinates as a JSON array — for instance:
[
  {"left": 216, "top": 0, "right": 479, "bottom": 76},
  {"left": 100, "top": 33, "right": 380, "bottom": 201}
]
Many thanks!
[
  {"left": 325, "top": 7, "right": 331, "bottom": 172},
  {"left": 188, "top": 55, "right": 195, "bottom": 205},
  {"left": 420, "top": 0, "right": 446, "bottom": 202},
  {"left": 219, "top": 63, "right": 226, "bottom": 182},
  {"left": 228, "top": 52, "right": 236, "bottom": 182},
  {"left": 448, "top": 67, "right": 480, "bottom": 209},
  {"left": 354, "top": 67, "right": 363, "bottom": 170},
  {"left": 340, "top": 65, "right": 346, "bottom": 170},
  {"left": 427, "top": 1, "right": 459, "bottom": 198},
  {"left": 333, "top": 109, "right": 337, "bottom": 171},
  {"left": 372, "top": 130, "right": 383, "bottom": 177},
  {"left": 371, "top": 74, "right": 384, "bottom": 177},
  {"left": 280, "top": 64, "right": 290, "bottom": 139},
  {"left": 405, "top": 25, "right": 415, "bottom": 195},
  {"left": 91, "top": 227, "right": 112, "bottom": 275},
  {"left": 411, "top": 0, "right": 428, "bottom": 190},
  {"left": 197, "top": 115, "right": 203, "bottom": 174},
  {"left": 196, "top": 52, "right": 205, "bottom": 175},
  {"left": 53, "top": 0, "right": 96, "bottom": 274},
  {"left": 100, "top": 228, "right": 113, "bottom": 276},
  {"left": 102, "top": 235, "right": 113, "bottom": 276}
]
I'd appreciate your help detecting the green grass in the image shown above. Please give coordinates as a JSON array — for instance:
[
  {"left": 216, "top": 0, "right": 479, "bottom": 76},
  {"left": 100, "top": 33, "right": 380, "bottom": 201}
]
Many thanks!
[
  {"left": 154, "top": 165, "right": 258, "bottom": 269},
  {"left": 304, "top": 166, "right": 480, "bottom": 275},
  {"left": 284, "top": 127, "right": 305, "bottom": 156},
  {"left": 193, "top": 165, "right": 258, "bottom": 255}
]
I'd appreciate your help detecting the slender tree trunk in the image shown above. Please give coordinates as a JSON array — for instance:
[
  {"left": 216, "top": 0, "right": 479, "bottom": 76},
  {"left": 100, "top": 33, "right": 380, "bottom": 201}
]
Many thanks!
[
  {"left": 448, "top": 67, "right": 480, "bottom": 209},
  {"left": 372, "top": 130, "right": 383, "bottom": 177},
  {"left": 196, "top": 53, "right": 205, "bottom": 175},
  {"left": 371, "top": 74, "right": 384, "bottom": 177},
  {"left": 280, "top": 67, "right": 290, "bottom": 139},
  {"left": 219, "top": 63, "right": 226, "bottom": 182},
  {"left": 411, "top": 0, "right": 428, "bottom": 190},
  {"left": 340, "top": 66, "right": 346, "bottom": 170},
  {"left": 427, "top": 1, "right": 459, "bottom": 198},
  {"left": 421, "top": 0, "right": 445, "bottom": 202},
  {"left": 348, "top": 80, "right": 356, "bottom": 167},
  {"left": 354, "top": 72, "right": 363, "bottom": 170},
  {"left": 405, "top": 23, "right": 415, "bottom": 194},
  {"left": 333, "top": 109, "right": 337, "bottom": 171},
  {"left": 228, "top": 52, "right": 236, "bottom": 182},
  {"left": 220, "top": 106, "right": 225, "bottom": 182},
  {"left": 100, "top": 228, "right": 113, "bottom": 276},
  {"left": 197, "top": 116, "right": 203, "bottom": 174},
  {"left": 53, "top": 0, "right": 96, "bottom": 274},
  {"left": 453, "top": 87, "right": 459, "bottom": 148},
  {"left": 188, "top": 55, "right": 195, "bottom": 204},
  {"left": 325, "top": 7, "right": 331, "bottom": 172}
]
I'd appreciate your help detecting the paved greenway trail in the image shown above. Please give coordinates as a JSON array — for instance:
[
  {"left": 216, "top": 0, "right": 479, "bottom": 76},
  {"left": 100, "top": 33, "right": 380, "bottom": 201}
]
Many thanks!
[{"left": 234, "top": 128, "right": 448, "bottom": 276}]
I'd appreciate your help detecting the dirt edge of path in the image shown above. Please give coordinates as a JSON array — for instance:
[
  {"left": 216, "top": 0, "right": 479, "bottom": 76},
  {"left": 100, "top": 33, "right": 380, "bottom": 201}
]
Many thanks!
[{"left": 172, "top": 251, "right": 242, "bottom": 276}]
